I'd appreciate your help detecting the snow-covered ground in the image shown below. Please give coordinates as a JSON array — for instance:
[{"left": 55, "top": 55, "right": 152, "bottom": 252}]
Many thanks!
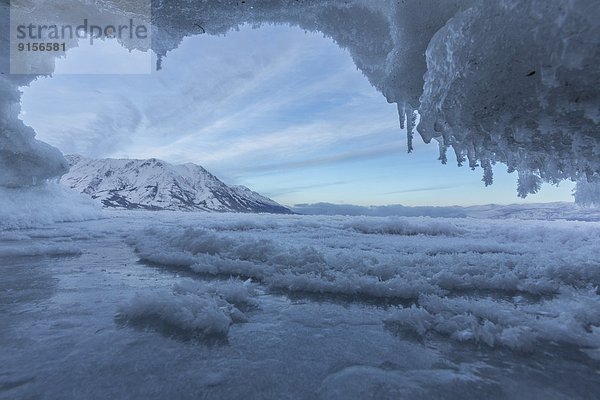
[{"left": 1, "top": 209, "right": 599, "bottom": 399}]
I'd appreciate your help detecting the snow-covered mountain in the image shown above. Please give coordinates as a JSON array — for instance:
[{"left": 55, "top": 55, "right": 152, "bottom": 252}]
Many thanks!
[{"left": 61, "top": 155, "right": 292, "bottom": 214}]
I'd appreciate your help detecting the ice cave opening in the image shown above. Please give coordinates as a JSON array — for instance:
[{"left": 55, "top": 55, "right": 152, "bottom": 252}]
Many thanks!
[{"left": 1, "top": 0, "right": 598, "bottom": 203}]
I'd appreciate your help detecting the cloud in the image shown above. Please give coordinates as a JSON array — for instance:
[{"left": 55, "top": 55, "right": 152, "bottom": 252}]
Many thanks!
[
  {"left": 22, "top": 23, "right": 394, "bottom": 168},
  {"left": 237, "top": 143, "right": 404, "bottom": 174},
  {"left": 382, "top": 184, "right": 462, "bottom": 195},
  {"left": 22, "top": 93, "right": 142, "bottom": 157},
  {"left": 261, "top": 180, "right": 351, "bottom": 197}
]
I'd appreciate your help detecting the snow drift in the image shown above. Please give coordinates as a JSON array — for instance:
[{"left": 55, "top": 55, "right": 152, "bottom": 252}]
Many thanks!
[{"left": 0, "top": 0, "right": 598, "bottom": 200}]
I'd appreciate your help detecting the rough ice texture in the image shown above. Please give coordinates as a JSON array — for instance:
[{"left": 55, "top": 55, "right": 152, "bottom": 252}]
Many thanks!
[
  {"left": 2, "top": 210, "right": 598, "bottom": 398},
  {"left": 127, "top": 213, "right": 600, "bottom": 351},
  {"left": 0, "top": 243, "right": 82, "bottom": 258},
  {"left": 0, "top": 2, "right": 68, "bottom": 187},
  {"left": 0, "top": 184, "right": 102, "bottom": 230},
  {"left": 386, "top": 289, "right": 600, "bottom": 352},
  {"left": 116, "top": 278, "right": 257, "bottom": 338},
  {"left": 345, "top": 217, "right": 465, "bottom": 236},
  {"left": 418, "top": 0, "right": 600, "bottom": 198},
  {"left": 0, "top": 0, "right": 598, "bottom": 201},
  {"left": 293, "top": 202, "right": 600, "bottom": 221},
  {"left": 0, "top": 73, "right": 68, "bottom": 187}
]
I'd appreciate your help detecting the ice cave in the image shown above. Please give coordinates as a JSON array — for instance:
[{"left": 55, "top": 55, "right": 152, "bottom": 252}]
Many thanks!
[
  {"left": 1, "top": 0, "right": 598, "bottom": 198},
  {"left": 1, "top": 1, "right": 599, "bottom": 399}
]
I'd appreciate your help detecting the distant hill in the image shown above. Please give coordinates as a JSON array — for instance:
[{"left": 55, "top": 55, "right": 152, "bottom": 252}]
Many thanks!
[{"left": 292, "top": 202, "right": 599, "bottom": 221}]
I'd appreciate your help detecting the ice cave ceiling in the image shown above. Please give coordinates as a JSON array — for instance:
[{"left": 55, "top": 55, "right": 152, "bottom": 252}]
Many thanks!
[{"left": 0, "top": 0, "right": 598, "bottom": 200}]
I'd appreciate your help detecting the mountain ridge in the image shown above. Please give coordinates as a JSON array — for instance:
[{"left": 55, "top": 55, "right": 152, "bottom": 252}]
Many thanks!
[{"left": 61, "top": 155, "right": 292, "bottom": 214}]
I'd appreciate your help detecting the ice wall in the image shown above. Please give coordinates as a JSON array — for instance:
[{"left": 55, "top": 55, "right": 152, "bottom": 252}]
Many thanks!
[
  {"left": 0, "top": 81, "right": 69, "bottom": 186},
  {"left": 1, "top": 0, "right": 598, "bottom": 200},
  {"left": 0, "top": 0, "right": 148, "bottom": 187},
  {"left": 0, "top": 2, "right": 68, "bottom": 186}
]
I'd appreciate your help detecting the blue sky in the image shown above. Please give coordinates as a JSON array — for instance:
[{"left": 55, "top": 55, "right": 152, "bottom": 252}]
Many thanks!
[{"left": 20, "top": 24, "right": 575, "bottom": 206}]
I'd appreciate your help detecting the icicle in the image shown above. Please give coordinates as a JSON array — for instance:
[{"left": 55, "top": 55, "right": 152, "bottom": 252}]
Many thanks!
[
  {"left": 397, "top": 102, "right": 415, "bottom": 153},
  {"left": 397, "top": 102, "right": 405, "bottom": 130},
  {"left": 481, "top": 160, "right": 493, "bottom": 186},
  {"left": 406, "top": 106, "right": 416, "bottom": 153},
  {"left": 438, "top": 141, "right": 448, "bottom": 164},
  {"left": 467, "top": 144, "right": 477, "bottom": 170},
  {"left": 442, "top": 129, "right": 450, "bottom": 147},
  {"left": 453, "top": 144, "right": 465, "bottom": 167}
]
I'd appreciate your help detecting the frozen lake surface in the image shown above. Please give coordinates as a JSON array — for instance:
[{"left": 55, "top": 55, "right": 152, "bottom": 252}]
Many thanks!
[{"left": 1, "top": 211, "right": 599, "bottom": 399}]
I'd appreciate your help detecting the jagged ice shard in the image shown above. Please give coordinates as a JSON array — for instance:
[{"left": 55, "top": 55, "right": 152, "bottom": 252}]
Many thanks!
[{"left": 0, "top": 0, "right": 598, "bottom": 200}]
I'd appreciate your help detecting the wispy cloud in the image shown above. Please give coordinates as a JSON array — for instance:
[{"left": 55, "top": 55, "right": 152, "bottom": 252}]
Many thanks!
[
  {"left": 237, "top": 143, "right": 404, "bottom": 174},
  {"left": 262, "top": 180, "right": 351, "bottom": 197},
  {"left": 382, "top": 184, "right": 462, "bottom": 195},
  {"left": 22, "top": 23, "right": 395, "bottom": 170}
]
